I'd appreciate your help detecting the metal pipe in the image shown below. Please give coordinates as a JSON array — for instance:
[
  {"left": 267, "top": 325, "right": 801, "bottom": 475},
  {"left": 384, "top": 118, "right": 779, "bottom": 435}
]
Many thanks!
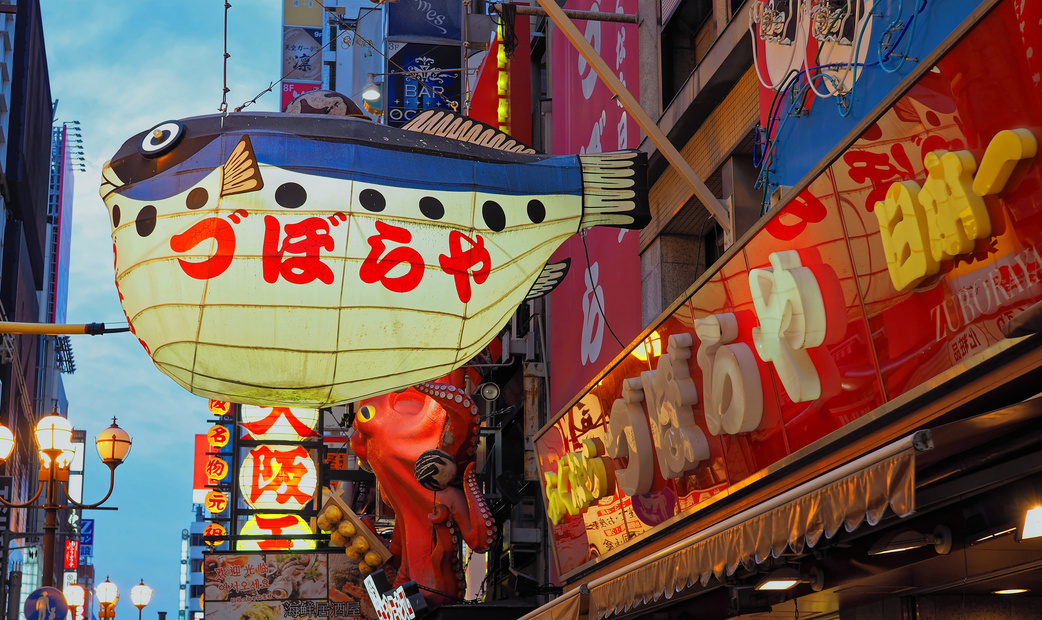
[
  {"left": 0, "top": 322, "right": 127, "bottom": 335},
  {"left": 496, "top": 3, "right": 639, "bottom": 23}
]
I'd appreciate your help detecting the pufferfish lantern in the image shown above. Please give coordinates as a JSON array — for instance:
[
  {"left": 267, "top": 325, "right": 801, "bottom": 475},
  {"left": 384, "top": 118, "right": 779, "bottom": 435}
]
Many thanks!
[{"left": 100, "top": 102, "right": 649, "bottom": 407}]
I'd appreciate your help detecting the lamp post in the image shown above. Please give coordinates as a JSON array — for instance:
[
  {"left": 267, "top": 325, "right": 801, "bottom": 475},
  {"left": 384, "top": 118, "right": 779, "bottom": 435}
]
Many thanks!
[
  {"left": 64, "top": 583, "right": 85, "bottom": 620},
  {"left": 130, "top": 580, "right": 152, "bottom": 620},
  {"left": 0, "top": 408, "right": 132, "bottom": 587},
  {"left": 97, "top": 577, "right": 119, "bottom": 619}
]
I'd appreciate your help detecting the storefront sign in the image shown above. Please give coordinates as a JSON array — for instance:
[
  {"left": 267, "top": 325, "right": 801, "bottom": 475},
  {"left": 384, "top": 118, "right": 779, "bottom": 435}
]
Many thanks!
[
  {"left": 204, "top": 551, "right": 364, "bottom": 620},
  {"left": 384, "top": 44, "right": 462, "bottom": 128},
  {"left": 240, "top": 406, "right": 320, "bottom": 442},
  {"left": 537, "top": 0, "right": 1042, "bottom": 576}
]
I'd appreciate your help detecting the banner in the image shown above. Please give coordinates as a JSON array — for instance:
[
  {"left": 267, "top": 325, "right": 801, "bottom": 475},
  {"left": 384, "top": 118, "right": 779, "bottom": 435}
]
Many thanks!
[
  {"left": 204, "top": 552, "right": 369, "bottom": 620},
  {"left": 283, "top": 26, "right": 323, "bottom": 84},
  {"left": 548, "top": 0, "right": 642, "bottom": 416}
]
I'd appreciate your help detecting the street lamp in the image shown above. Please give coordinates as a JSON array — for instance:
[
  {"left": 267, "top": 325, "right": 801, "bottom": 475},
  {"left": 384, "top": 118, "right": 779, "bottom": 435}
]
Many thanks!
[
  {"left": 64, "top": 583, "right": 85, "bottom": 620},
  {"left": 97, "top": 577, "right": 119, "bottom": 619},
  {"left": 0, "top": 408, "right": 132, "bottom": 587},
  {"left": 130, "top": 580, "right": 153, "bottom": 620}
]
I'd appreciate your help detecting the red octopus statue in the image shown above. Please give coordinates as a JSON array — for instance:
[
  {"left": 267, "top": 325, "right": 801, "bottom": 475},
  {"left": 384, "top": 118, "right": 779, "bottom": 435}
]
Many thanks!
[{"left": 349, "top": 382, "right": 497, "bottom": 608}]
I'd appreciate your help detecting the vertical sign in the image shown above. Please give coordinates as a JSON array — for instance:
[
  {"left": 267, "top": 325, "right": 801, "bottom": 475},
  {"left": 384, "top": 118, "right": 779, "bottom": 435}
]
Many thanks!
[
  {"left": 63, "top": 540, "right": 79, "bottom": 570},
  {"left": 79, "top": 518, "right": 94, "bottom": 560},
  {"left": 0, "top": 476, "right": 11, "bottom": 530},
  {"left": 548, "top": 0, "right": 642, "bottom": 415}
]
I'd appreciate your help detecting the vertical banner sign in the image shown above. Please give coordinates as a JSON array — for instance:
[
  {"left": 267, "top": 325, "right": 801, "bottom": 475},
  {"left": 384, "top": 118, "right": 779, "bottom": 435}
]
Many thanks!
[
  {"left": 386, "top": 0, "right": 463, "bottom": 40},
  {"left": 63, "top": 540, "right": 79, "bottom": 570},
  {"left": 0, "top": 476, "right": 11, "bottom": 531},
  {"left": 283, "top": 26, "right": 324, "bottom": 83},
  {"left": 79, "top": 518, "right": 94, "bottom": 560},
  {"left": 385, "top": 44, "right": 462, "bottom": 128},
  {"left": 548, "top": 0, "right": 642, "bottom": 415}
]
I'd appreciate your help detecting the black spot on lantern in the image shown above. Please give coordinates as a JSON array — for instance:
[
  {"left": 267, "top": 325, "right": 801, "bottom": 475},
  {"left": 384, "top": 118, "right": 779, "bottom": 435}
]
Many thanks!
[
  {"left": 275, "top": 182, "right": 307, "bottom": 209},
  {"left": 136, "top": 205, "right": 157, "bottom": 237},
  {"left": 359, "top": 188, "right": 386, "bottom": 212},
  {"left": 482, "top": 200, "right": 506, "bottom": 232}
]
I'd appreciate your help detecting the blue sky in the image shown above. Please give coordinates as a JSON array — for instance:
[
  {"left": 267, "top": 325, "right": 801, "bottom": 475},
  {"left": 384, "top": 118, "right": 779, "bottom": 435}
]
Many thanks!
[{"left": 40, "top": 2, "right": 281, "bottom": 618}]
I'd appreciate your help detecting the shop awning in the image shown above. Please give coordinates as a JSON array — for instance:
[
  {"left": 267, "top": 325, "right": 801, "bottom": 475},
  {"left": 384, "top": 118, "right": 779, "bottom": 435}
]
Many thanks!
[{"left": 519, "top": 433, "right": 925, "bottom": 620}]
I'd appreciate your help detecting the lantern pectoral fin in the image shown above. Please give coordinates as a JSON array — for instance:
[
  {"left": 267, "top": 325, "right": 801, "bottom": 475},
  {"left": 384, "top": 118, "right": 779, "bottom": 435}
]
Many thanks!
[
  {"left": 525, "top": 259, "right": 571, "bottom": 300},
  {"left": 221, "top": 135, "right": 264, "bottom": 196}
]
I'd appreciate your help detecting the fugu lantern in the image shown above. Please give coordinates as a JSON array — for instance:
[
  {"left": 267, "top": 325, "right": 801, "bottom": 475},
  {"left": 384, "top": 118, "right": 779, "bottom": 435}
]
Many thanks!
[
  {"left": 239, "top": 445, "right": 317, "bottom": 511},
  {"left": 100, "top": 107, "right": 649, "bottom": 407}
]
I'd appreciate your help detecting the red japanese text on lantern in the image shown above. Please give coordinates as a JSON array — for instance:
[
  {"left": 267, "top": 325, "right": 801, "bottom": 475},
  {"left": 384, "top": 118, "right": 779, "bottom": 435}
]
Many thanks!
[
  {"left": 207, "top": 425, "right": 230, "bottom": 448},
  {"left": 239, "top": 445, "right": 318, "bottom": 511},
  {"left": 205, "top": 490, "right": 229, "bottom": 514},
  {"left": 240, "top": 406, "right": 319, "bottom": 442},
  {"left": 206, "top": 456, "right": 230, "bottom": 481}
]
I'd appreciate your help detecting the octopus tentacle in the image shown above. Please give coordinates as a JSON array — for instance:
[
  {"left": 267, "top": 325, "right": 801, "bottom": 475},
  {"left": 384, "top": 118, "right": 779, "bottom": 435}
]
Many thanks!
[
  {"left": 415, "top": 382, "right": 481, "bottom": 467},
  {"left": 451, "top": 463, "right": 497, "bottom": 553}
]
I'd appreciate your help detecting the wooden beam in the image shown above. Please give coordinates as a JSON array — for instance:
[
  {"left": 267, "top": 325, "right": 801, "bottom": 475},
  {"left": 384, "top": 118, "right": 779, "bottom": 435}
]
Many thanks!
[{"left": 535, "top": 0, "right": 731, "bottom": 235}]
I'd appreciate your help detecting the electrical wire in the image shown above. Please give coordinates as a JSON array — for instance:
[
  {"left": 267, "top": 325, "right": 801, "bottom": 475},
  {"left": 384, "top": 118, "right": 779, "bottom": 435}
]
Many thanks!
[{"left": 579, "top": 230, "right": 626, "bottom": 349}]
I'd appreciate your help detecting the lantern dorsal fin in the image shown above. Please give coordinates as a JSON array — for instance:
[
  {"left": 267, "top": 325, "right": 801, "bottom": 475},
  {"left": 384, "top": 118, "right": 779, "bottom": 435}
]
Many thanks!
[
  {"left": 401, "top": 110, "right": 537, "bottom": 154},
  {"left": 221, "top": 135, "right": 264, "bottom": 196},
  {"left": 525, "top": 259, "right": 571, "bottom": 300}
]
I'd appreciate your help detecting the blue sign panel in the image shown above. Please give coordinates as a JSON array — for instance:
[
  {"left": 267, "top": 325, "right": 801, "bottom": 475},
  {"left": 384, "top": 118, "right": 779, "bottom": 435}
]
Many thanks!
[
  {"left": 385, "top": 44, "right": 462, "bottom": 128},
  {"left": 80, "top": 519, "right": 94, "bottom": 545},
  {"left": 25, "top": 587, "right": 68, "bottom": 620},
  {"left": 78, "top": 545, "right": 93, "bottom": 560},
  {"left": 387, "top": 0, "right": 462, "bottom": 41}
]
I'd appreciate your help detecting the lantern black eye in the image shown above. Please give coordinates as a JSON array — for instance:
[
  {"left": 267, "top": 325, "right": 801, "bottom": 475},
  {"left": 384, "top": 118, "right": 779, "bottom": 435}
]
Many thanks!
[
  {"left": 528, "top": 199, "right": 546, "bottom": 223},
  {"left": 139, "top": 120, "right": 185, "bottom": 158},
  {"left": 482, "top": 200, "right": 506, "bottom": 232},
  {"left": 359, "top": 188, "right": 385, "bottom": 212},
  {"left": 186, "top": 187, "right": 208, "bottom": 210},
  {"left": 275, "top": 183, "right": 307, "bottom": 209},
  {"left": 357, "top": 405, "right": 376, "bottom": 423},
  {"left": 135, "top": 205, "right": 157, "bottom": 237},
  {"left": 419, "top": 196, "right": 444, "bottom": 220}
]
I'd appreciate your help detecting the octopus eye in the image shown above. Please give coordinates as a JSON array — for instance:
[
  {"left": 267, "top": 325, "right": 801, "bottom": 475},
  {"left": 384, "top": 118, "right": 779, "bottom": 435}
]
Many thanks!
[{"left": 357, "top": 405, "right": 376, "bottom": 423}]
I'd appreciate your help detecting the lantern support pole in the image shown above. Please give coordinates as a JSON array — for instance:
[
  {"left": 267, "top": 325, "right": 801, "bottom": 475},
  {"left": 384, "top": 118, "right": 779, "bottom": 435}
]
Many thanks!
[
  {"left": 533, "top": 0, "right": 732, "bottom": 236},
  {"left": 0, "top": 322, "right": 129, "bottom": 335}
]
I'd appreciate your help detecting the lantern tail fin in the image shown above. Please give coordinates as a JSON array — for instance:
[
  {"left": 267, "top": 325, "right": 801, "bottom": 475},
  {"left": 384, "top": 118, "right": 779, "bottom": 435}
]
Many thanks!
[
  {"left": 525, "top": 259, "right": 571, "bottom": 300},
  {"left": 578, "top": 151, "right": 650, "bottom": 230}
]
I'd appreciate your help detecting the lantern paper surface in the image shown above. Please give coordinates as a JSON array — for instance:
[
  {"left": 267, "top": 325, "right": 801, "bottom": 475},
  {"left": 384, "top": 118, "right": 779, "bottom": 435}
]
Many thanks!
[
  {"left": 100, "top": 110, "right": 649, "bottom": 407},
  {"left": 239, "top": 445, "right": 318, "bottom": 511},
  {"left": 238, "top": 514, "right": 315, "bottom": 551}
]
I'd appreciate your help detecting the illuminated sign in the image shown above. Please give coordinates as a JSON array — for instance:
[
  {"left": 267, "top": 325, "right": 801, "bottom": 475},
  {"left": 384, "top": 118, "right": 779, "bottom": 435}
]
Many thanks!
[
  {"left": 206, "top": 425, "right": 230, "bottom": 448},
  {"left": 239, "top": 445, "right": 318, "bottom": 511},
  {"left": 204, "top": 490, "right": 228, "bottom": 515},
  {"left": 238, "top": 515, "right": 315, "bottom": 551},
  {"left": 203, "top": 522, "right": 226, "bottom": 547},
  {"left": 205, "top": 456, "right": 230, "bottom": 482},
  {"left": 63, "top": 540, "right": 78, "bottom": 570},
  {"left": 240, "top": 406, "right": 319, "bottom": 442},
  {"left": 874, "top": 129, "right": 1037, "bottom": 291},
  {"left": 536, "top": 0, "right": 1042, "bottom": 575}
]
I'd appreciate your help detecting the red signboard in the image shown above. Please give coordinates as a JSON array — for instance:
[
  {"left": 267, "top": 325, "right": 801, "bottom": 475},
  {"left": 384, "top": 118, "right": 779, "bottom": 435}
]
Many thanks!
[
  {"left": 548, "top": 0, "right": 643, "bottom": 416},
  {"left": 64, "top": 539, "right": 79, "bottom": 570},
  {"left": 537, "top": 0, "right": 1042, "bottom": 577},
  {"left": 281, "top": 81, "right": 322, "bottom": 111}
]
